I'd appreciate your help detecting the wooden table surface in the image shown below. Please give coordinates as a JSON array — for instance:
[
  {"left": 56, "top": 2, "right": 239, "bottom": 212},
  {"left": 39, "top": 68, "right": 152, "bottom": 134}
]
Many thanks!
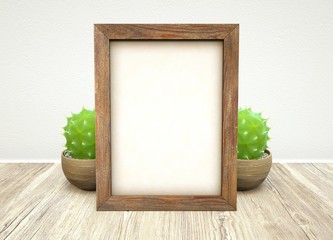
[{"left": 0, "top": 163, "right": 332, "bottom": 240}]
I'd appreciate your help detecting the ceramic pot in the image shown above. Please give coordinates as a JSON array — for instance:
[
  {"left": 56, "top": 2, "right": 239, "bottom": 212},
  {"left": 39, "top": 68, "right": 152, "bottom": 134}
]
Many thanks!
[
  {"left": 237, "top": 150, "right": 272, "bottom": 191},
  {"left": 61, "top": 151, "right": 96, "bottom": 191}
]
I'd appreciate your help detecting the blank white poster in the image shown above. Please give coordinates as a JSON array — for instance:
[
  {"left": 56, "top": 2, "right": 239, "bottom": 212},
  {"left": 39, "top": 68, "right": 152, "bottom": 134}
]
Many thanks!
[{"left": 110, "top": 41, "right": 223, "bottom": 195}]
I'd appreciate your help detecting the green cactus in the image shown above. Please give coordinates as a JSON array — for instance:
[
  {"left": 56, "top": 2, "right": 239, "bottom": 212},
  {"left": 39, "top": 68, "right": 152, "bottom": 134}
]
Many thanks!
[
  {"left": 63, "top": 108, "right": 95, "bottom": 159},
  {"left": 238, "top": 107, "right": 270, "bottom": 160}
]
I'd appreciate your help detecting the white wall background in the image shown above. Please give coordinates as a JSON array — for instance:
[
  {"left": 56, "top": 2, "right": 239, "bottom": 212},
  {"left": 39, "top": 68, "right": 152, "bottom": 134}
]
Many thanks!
[{"left": 0, "top": 0, "right": 333, "bottom": 160}]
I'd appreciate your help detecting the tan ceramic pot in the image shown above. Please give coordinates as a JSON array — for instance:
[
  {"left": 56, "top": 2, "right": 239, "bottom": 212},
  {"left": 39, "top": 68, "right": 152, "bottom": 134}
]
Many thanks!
[
  {"left": 61, "top": 151, "right": 96, "bottom": 191},
  {"left": 237, "top": 150, "right": 272, "bottom": 191}
]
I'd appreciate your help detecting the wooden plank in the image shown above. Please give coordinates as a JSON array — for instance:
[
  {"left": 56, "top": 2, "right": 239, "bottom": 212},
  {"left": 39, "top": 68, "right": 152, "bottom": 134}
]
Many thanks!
[
  {"left": 0, "top": 164, "right": 53, "bottom": 199},
  {"left": 0, "top": 164, "right": 25, "bottom": 180},
  {"left": 0, "top": 164, "right": 58, "bottom": 239},
  {"left": 268, "top": 163, "right": 333, "bottom": 240},
  {"left": 221, "top": 166, "right": 310, "bottom": 239},
  {"left": 1, "top": 163, "right": 332, "bottom": 239},
  {"left": 311, "top": 163, "right": 333, "bottom": 184},
  {"left": 0, "top": 164, "right": 227, "bottom": 239},
  {"left": 111, "top": 211, "right": 223, "bottom": 239}
]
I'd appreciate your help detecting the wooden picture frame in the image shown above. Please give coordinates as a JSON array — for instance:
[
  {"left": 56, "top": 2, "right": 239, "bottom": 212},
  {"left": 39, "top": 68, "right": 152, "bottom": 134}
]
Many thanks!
[{"left": 95, "top": 24, "right": 239, "bottom": 211}]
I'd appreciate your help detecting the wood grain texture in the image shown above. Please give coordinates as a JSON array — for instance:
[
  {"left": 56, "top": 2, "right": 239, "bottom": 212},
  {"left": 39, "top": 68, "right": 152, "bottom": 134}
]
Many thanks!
[
  {"left": 221, "top": 25, "right": 239, "bottom": 210},
  {"left": 99, "top": 196, "right": 234, "bottom": 211},
  {"left": 94, "top": 25, "right": 112, "bottom": 208},
  {"left": 95, "top": 24, "right": 238, "bottom": 40},
  {"left": 1, "top": 163, "right": 332, "bottom": 239},
  {"left": 94, "top": 24, "right": 239, "bottom": 211}
]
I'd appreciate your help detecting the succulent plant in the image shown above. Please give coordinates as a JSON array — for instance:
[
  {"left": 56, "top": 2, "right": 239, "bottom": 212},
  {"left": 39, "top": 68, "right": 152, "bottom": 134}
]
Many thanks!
[
  {"left": 63, "top": 108, "right": 95, "bottom": 159},
  {"left": 238, "top": 107, "right": 270, "bottom": 160}
]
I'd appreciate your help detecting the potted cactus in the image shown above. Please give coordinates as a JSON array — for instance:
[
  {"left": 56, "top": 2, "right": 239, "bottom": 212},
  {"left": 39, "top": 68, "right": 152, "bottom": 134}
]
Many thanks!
[
  {"left": 61, "top": 107, "right": 96, "bottom": 191},
  {"left": 237, "top": 107, "right": 272, "bottom": 191}
]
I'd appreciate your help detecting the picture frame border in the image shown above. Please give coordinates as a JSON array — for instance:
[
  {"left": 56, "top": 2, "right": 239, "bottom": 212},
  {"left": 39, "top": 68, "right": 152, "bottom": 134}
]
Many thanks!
[{"left": 95, "top": 24, "right": 239, "bottom": 211}]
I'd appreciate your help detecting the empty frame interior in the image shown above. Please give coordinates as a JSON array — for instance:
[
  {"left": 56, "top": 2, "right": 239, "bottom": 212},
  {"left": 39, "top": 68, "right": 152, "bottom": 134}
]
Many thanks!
[{"left": 110, "top": 41, "right": 223, "bottom": 195}]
